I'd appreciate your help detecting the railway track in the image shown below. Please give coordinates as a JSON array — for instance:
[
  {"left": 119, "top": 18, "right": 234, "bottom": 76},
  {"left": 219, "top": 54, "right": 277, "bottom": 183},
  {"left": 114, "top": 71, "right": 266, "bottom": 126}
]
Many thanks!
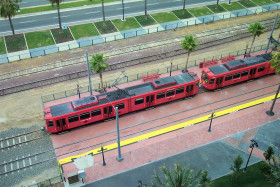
[
  {"left": 0, "top": 130, "right": 41, "bottom": 150},
  {"left": 0, "top": 18, "right": 275, "bottom": 81},
  {"left": 0, "top": 129, "right": 55, "bottom": 177},
  {"left": 55, "top": 79, "right": 279, "bottom": 159},
  {"left": 0, "top": 18, "right": 276, "bottom": 96}
]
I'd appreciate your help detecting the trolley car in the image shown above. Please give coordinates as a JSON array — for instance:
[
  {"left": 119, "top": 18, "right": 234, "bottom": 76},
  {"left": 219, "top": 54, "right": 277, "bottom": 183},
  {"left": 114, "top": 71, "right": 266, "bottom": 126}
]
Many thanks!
[
  {"left": 201, "top": 53, "right": 274, "bottom": 90},
  {"left": 44, "top": 73, "right": 200, "bottom": 133}
]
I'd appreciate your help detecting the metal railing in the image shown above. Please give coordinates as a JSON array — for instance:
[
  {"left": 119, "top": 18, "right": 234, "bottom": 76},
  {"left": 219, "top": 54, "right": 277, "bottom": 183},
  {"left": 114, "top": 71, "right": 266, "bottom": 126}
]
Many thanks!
[
  {"left": 0, "top": 4, "right": 278, "bottom": 64},
  {"left": 41, "top": 43, "right": 268, "bottom": 104}
]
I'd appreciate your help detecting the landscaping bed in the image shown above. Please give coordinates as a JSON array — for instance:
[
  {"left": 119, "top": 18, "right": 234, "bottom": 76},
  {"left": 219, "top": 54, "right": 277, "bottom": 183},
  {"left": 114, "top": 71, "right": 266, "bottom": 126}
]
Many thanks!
[
  {"left": 172, "top": 9, "right": 193, "bottom": 19},
  {"left": 151, "top": 12, "right": 179, "bottom": 23},
  {"left": 112, "top": 17, "right": 141, "bottom": 31},
  {"left": 70, "top": 23, "right": 99, "bottom": 40},
  {"left": 135, "top": 15, "right": 157, "bottom": 26},
  {"left": 51, "top": 28, "right": 74, "bottom": 44},
  {"left": 94, "top": 20, "right": 118, "bottom": 34},
  {"left": 25, "top": 30, "right": 55, "bottom": 49},
  {"left": 5, "top": 34, "right": 27, "bottom": 53}
]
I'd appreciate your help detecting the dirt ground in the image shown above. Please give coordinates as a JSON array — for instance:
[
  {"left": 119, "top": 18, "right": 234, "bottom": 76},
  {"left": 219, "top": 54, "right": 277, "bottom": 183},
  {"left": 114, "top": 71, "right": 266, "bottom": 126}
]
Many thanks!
[{"left": 0, "top": 11, "right": 280, "bottom": 132}]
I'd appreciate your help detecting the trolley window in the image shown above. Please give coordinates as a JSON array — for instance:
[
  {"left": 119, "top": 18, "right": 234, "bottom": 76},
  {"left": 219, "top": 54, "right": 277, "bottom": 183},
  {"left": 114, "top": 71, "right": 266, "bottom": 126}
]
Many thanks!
[
  {"left": 225, "top": 74, "right": 233, "bottom": 81},
  {"left": 68, "top": 115, "right": 79, "bottom": 123},
  {"left": 166, "top": 89, "right": 175, "bottom": 97},
  {"left": 80, "top": 112, "right": 90, "bottom": 120},
  {"left": 157, "top": 92, "right": 165, "bottom": 99},
  {"left": 104, "top": 108, "right": 107, "bottom": 115},
  {"left": 91, "top": 109, "right": 101, "bottom": 116},
  {"left": 202, "top": 72, "right": 209, "bottom": 83},
  {"left": 115, "top": 103, "right": 125, "bottom": 109},
  {"left": 135, "top": 98, "right": 144, "bottom": 105},
  {"left": 241, "top": 70, "right": 249, "bottom": 77},
  {"left": 258, "top": 66, "right": 265, "bottom": 72},
  {"left": 176, "top": 87, "right": 184, "bottom": 94},
  {"left": 186, "top": 85, "right": 193, "bottom": 93},
  {"left": 209, "top": 78, "right": 215, "bottom": 84},
  {"left": 47, "top": 121, "right": 54, "bottom": 127},
  {"left": 233, "top": 72, "right": 241, "bottom": 79}
]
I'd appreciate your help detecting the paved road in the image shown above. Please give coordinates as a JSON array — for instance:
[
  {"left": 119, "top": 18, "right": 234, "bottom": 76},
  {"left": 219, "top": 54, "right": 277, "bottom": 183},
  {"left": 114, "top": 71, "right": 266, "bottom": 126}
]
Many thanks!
[
  {"left": 18, "top": 0, "right": 76, "bottom": 8},
  {"left": 0, "top": 0, "right": 216, "bottom": 36}
]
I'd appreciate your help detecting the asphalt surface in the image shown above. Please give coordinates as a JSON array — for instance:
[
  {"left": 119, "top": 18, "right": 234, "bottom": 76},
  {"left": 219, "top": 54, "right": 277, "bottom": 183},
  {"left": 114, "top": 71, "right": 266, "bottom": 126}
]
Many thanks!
[
  {"left": 83, "top": 119, "right": 280, "bottom": 187},
  {"left": 18, "top": 0, "right": 76, "bottom": 8},
  {"left": 0, "top": 0, "right": 216, "bottom": 35}
]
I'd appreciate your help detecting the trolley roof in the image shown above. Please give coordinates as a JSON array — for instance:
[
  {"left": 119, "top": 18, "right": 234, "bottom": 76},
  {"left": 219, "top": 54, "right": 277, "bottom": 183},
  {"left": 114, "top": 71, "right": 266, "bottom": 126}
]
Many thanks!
[
  {"left": 49, "top": 73, "right": 196, "bottom": 117},
  {"left": 208, "top": 53, "right": 271, "bottom": 75}
]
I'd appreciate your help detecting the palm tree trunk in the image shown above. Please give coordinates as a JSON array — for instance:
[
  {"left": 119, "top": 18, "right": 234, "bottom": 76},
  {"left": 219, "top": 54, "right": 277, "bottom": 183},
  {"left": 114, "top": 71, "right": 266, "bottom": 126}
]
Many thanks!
[
  {"left": 183, "top": 0, "right": 186, "bottom": 11},
  {"left": 57, "top": 2, "right": 62, "bottom": 29},
  {"left": 101, "top": 0, "right": 106, "bottom": 26},
  {"left": 99, "top": 72, "right": 104, "bottom": 92},
  {"left": 8, "top": 15, "right": 15, "bottom": 35},
  {"left": 248, "top": 35, "right": 256, "bottom": 56},
  {"left": 216, "top": 0, "right": 219, "bottom": 8},
  {"left": 145, "top": 0, "right": 147, "bottom": 17},
  {"left": 185, "top": 51, "right": 191, "bottom": 72}
]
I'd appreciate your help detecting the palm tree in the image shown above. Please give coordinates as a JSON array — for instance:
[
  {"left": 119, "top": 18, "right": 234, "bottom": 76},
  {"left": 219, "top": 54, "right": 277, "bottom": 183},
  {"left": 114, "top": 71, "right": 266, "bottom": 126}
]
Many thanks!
[
  {"left": 0, "top": 0, "right": 22, "bottom": 35},
  {"left": 247, "top": 22, "right": 265, "bottom": 56},
  {"left": 270, "top": 47, "right": 280, "bottom": 74},
  {"left": 89, "top": 53, "right": 109, "bottom": 92},
  {"left": 90, "top": 0, "right": 106, "bottom": 26},
  {"left": 49, "top": 0, "right": 64, "bottom": 29},
  {"left": 216, "top": 0, "right": 219, "bottom": 8},
  {"left": 183, "top": 0, "right": 186, "bottom": 11},
  {"left": 151, "top": 163, "right": 210, "bottom": 187},
  {"left": 144, "top": 0, "right": 147, "bottom": 17},
  {"left": 181, "top": 35, "right": 199, "bottom": 72},
  {"left": 261, "top": 154, "right": 280, "bottom": 186}
]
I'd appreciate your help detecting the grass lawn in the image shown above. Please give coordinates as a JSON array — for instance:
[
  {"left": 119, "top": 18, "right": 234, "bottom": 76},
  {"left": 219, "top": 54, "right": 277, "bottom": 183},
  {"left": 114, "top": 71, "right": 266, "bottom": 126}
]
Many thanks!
[
  {"left": 188, "top": 7, "right": 214, "bottom": 17},
  {"left": 212, "top": 162, "right": 274, "bottom": 187},
  {"left": 207, "top": 4, "right": 227, "bottom": 13},
  {"left": 94, "top": 20, "right": 117, "bottom": 34},
  {"left": 221, "top": 2, "right": 245, "bottom": 11},
  {"left": 69, "top": 23, "right": 99, "bottom": 40},
  {"left": 251, "top": 0, "right": 274, "bottom": 5},
  {"left": 238, "top": 0, "right": 258, "bottom": 7},
  {"left": 5, "top": 34, "right": 27, "bottom": 53},
  {"left": 0, "top": 37, "right": 6, "bottom": 55},
  {"left": 273, "top": 0, "right": 280, "bottom": 2},
  {"left": 112, "top": 17, "right": 141, "bottom": 31},
  {"left": 25, "top": 30, "right": 55, "bottom": 49},
  {"left": 51, "top": 28, "right": 74, "bottom": 44},
  {"left": 172, "top": 9, "right": 193, "bottom": 19},
  {"left": 17, "top": 0, "right": 119, "bottom": 15},
  {"left": 151, "top": 12, "right": 179, "bottom": 23},
  {"left": 135, "top": 15, "right": 157, "bottom": 27}
]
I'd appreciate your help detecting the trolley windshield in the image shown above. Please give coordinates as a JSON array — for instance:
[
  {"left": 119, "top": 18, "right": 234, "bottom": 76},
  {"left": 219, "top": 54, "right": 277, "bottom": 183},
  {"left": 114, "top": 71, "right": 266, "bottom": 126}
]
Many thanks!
[{"left": 201, "top": 72, "right": 209, "bottom": 83}]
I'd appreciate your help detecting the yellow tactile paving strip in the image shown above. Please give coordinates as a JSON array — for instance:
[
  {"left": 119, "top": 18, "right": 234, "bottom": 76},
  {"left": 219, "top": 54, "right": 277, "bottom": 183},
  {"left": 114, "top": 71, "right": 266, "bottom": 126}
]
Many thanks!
[{"left": 58, "top": 93, "right": 280, "bottom": 169}]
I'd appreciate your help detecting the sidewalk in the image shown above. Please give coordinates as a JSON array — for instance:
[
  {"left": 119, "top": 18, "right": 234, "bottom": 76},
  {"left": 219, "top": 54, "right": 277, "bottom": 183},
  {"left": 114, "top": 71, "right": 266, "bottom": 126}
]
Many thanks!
[{"left": 76, "top": 100, "right": 280, "bottom": 186}]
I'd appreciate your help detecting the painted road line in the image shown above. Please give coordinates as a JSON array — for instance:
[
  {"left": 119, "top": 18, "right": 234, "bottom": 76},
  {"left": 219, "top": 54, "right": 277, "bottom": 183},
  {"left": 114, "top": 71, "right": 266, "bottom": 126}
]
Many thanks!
[{"left": 58, "top": 93, "right": 280, "bottom": 167}]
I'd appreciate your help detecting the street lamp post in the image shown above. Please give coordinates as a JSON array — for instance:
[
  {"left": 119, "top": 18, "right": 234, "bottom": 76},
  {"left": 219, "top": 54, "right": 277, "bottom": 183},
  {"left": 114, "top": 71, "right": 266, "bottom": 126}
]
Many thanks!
[
  {"left": 86, "top": 50, "right": 93, "bottom": 95},
  {"left": 208, "top": 111, "right": 215, "bottom": 132},
  {"left": 116, "top": 107, "right": 124, "bottom": 161},
  {"left": 98, "top": 144, "right": 107, "bottom": 166},
  {"left": 170, "top": 62, "right": 173, "bottom": 76},
  {"left": 243, "top": 139, "right": 258, "bottom": 173},
  {"left": 121, "top": 0, "right": 125, "bottom": 21},
  {"left": 266, "top": 84, "right": 280, "bottom": 116}
]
